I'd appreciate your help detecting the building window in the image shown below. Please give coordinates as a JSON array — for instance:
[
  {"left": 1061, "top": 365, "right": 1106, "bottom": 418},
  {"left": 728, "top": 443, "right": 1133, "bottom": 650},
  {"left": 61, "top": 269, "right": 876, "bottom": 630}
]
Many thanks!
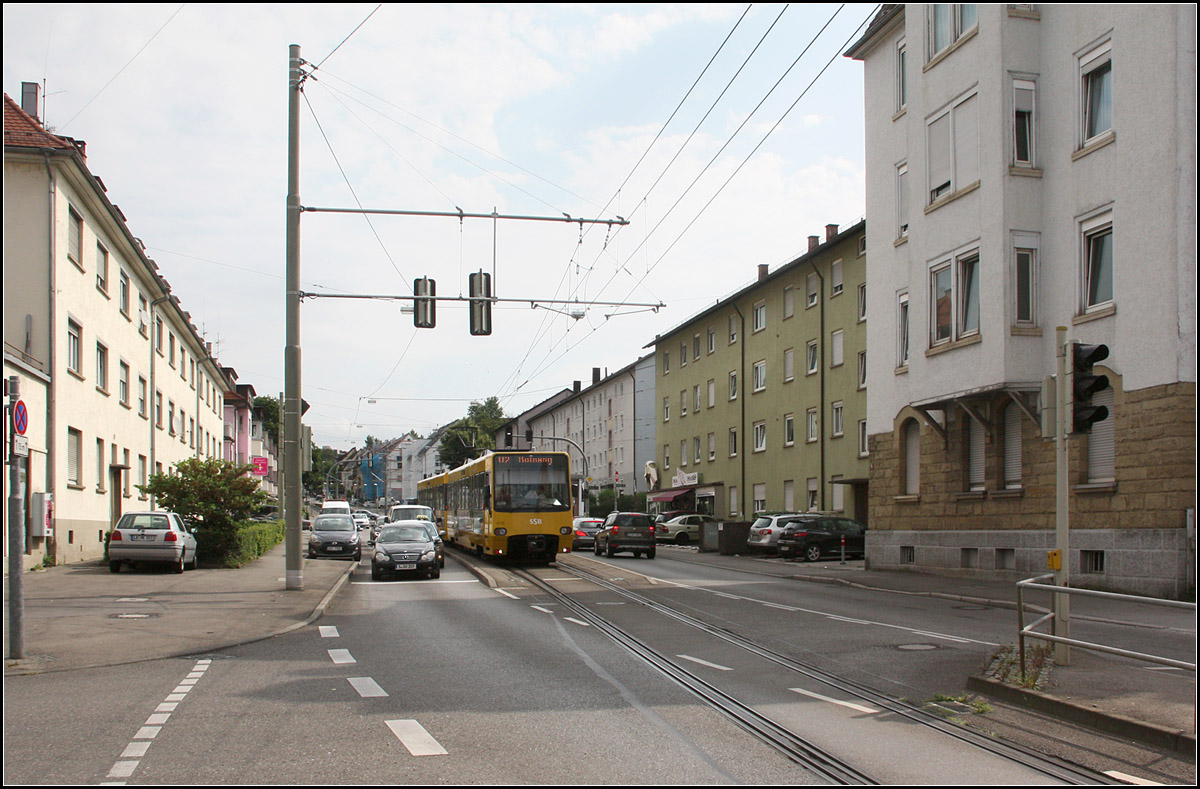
[
  {"left": 664, "top": 444, "right": 670, "bottom": 469},
  {"left": 930, "top": 247, "right": 980, "bottom": 345},
  {"left": 663, "top": 350, "right": 670, "bottom": 374},
  {"left": 753, "top": 421, "right": 766, "bottom": 453},
  {"left": 728, "top": 371, "right": 738, "bottom": 401},
  {"left": 1013, "top": 78, "right": 1036, "bottom": 167},
  {"left": 1081, "top": 210, "right": 1113, "bottom": 313},
  {"left": 784, "top": 348, "right": 795, "bottom": 382},
  {"left": 753, "top": 484, "right": 767, "bottom": 515},
  {"left": 753, "top": 301, "right": 766, "bottom": 332},
  {"left": 707, "top": 328, "right": 715, "bottom": 354},
  {"left": 728, "top": 428, "right": 738, "bottom": 458},
  {"left": 831, "top": 260, "right": 843, "bottom": 296},
  {"left": 857, "top": 283, "right": 867, "bottom": 322},
  {"left": 693, "top": 385, "right": 701, "bottom": 413},
  {"left": 1013, "top": 233, "right": 1039, "bottom": 326},
  {"left": 858, "top": 351, "right": 868, "bottom": 390},
  {"left": 807, "top": 408, "right": 819, "bottom": 443},
  {"left": 663, "top": 397, "right": 670, "bottom": 422},
  {"left": 68, "top": 206, "right": 83, "bottom": 267},
  {"left": 831, "top": 402, "right": 844, "bottom": 438},
  {"left": 858, "top": 419, "right": 869, "bottom": 457},
  {"left": 966, "top": 416, "right": 985, "bottom": 491},
  {"left": 680, "top": 390, "right": 687, "bottom": 417},
  {"left": 896, "top": 38, "right": 907, "bottom": 111},
  {"left": 729, "top": 314, "right": 738, "bottom": 344},
  {"left": 693, "top": 334, "right": 701, "bottom": 361},
  {"left": 1086, "top": 388, "right": 1115, "bottom": 483},
  {"left": 119, "top": 270, "right": 131, "bottom": 316},
  {"left": 807, "top": 273, "right": 819, "bottom": 308},
  {"left": 831, "top": 330, "right": 844, "bottom": 367},
  {"left": 903, "top": 419, "right": 921, "bottom": 495},
  {"left": 681, "top": 440, "right": 688, "bottom": 466},
  {"left": 680, "top": 341, "right": 687, "bottom": 367},
  {"left": 729, "top": 486, "right": 739, "bottom": 516},
  {"left": 155, "top": 391, "right": 163, "bottom": 428},
  {"left": 694, "top": 437, "right": 701, "bottom": 464},
  {"left": 138, "top": 377, "right": 148, "bottom": 417},
  {"left": 96, "top": 242, "right": 109, "bottom": 293},
  {"left": 783, "top": 286, "right": 795, "bottom": 319},
  {"left": 1004, "top": 402, "right": 1023, "bottom": 489},
  {"left": 752, "top": 360, "right": 766, "bottom": 392},
  {"left": 67, "top": 319, "right": 82, "bottom": 375},
  {"left": 806, "top": 340, "right": 819, "bottom": 375},
  {"left": 896, "top": 161, "right": 909, "bottom": 237},
  {"left": 67, "top": 427, "right": 82, "bottom": 486},
  {"left": 1079, "top": 39, "right": 1112, "bottom": 147},
  {"left": 708, "top": 432, "right": 716, "bottom": 461},
  {"left": 96, "top": 438, "right": 106, "bottom": 492},
  {"left": 119, "top": 361, "right": 130, "bottom": 405},
  {"left": 784, "top": 413, "right": 795, "bottom": 446},
  {"left": 707, "top": 379, "right": 715, "bottom": 408},
  {"left": 806, "top": 478, "right": 819, "bottom": 511},
  {"left": 897, "top": 292, "right": 910, "bottom": 367},
  {"left": 926, "top": 90, "right": 979, "bottom": 204},
  {"left": 927, "top": 4, "right": 977, "bottom": 61}
]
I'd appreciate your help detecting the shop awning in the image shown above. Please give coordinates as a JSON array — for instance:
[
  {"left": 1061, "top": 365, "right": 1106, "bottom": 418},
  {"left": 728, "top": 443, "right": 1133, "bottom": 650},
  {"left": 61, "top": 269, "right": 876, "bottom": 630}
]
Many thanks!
[{"left": 650, "top": 488, "right": 689, "bottom": 503}]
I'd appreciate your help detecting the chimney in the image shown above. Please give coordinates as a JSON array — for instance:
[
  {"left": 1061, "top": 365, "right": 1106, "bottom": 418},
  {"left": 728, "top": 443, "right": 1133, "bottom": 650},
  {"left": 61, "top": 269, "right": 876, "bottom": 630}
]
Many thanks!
[
  {"left": 808, "top": 235, "right": 820, "bottom": 251},
  {"left": 21, "top": 82, "right": 39, "bottom": 120},
  {"left": 593, "top": 367, "right": 601, "bottom": 385},
  {"left": 757, "top": 264, "right": 769, "bottom": 281},
  {"left": 825, "top": 223, "right": 839, "bottom": 242},
  {"left": 573, "top": 380, "right": 581, "bottom": 394}
]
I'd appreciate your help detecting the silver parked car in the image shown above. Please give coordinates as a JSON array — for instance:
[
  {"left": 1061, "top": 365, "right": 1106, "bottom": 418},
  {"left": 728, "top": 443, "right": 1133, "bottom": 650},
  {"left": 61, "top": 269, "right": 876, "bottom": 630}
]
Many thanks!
[
  {"left": 108, "top": 511, "right": 198, "bottom": 573},
  {"left": 746, "top": 512, "right": 810, "bottom": 553},
  {"left": 658, "top": 513, "right": 717, "bottom": 545}
]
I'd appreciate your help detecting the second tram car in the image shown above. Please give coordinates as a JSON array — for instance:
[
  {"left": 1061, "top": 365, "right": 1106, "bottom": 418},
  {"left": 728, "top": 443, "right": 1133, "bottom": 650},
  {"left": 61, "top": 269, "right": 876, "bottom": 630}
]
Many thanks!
[{"left": 417, "top": 451, "right": 573, "bottom": 563}]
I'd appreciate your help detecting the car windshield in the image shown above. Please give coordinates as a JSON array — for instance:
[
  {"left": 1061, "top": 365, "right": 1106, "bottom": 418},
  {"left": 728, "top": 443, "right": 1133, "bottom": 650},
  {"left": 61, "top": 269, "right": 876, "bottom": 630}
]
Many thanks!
[
  {"left": 379, "top": 526, "right": 428, "bottom": 542},
  {"left": 493, "top": 454, "right": 571, "bottom": 513},
  {"left": 118, "top": 513, "right": 171, "bottom": 530},
  {"left": 390, "top": 506, "right": 432, "bottom": 521},
  {"left": 314, "top": 516, "right": 354, "bottom": 532}
]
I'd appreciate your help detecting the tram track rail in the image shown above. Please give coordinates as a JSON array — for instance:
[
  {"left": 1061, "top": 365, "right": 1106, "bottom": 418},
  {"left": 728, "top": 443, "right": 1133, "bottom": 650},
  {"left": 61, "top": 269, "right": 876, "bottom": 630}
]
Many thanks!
[{"left": 513, "top": 559, "right": 1117, "bottom": 785}]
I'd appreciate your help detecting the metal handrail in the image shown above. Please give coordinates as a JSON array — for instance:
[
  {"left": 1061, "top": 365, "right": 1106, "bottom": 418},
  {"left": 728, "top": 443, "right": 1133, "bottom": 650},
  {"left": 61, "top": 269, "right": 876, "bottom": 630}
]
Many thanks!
[{"left": 1017, "top": 574, "right": 1196, "bottom": 682}]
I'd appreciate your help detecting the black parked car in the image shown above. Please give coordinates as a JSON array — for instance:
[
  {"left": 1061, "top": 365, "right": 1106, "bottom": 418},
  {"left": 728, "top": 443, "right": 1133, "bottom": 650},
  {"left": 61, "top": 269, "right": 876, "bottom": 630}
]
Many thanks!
[
  {"left": 307, "top": 514, "right": 362, "bottom": 561},
  {"left": 572, "top": 517, "right": 605, "bottom": 551},
  {"left": 777, "top": 515, "right": 867, "bottom": 562},
  {"left": 372, "top": 523, "right": 441, "bottom": 580},
  {"left": 594, "top": 512, "right": 656, "bottom": 559}
]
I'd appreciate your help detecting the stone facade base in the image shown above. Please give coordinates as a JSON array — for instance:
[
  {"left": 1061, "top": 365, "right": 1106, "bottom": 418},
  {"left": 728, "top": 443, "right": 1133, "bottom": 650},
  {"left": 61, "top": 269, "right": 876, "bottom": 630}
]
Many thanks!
[{"left": 867, "top": 528, "right": 1194, "bottom": 599}]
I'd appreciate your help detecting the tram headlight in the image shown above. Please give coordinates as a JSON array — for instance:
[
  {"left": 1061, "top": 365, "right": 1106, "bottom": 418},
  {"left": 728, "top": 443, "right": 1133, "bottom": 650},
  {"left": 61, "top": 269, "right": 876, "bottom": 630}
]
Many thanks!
[
  {"left": 559, "top": 526, "right": 572, "bottom": 535},
  {"left": 494, "top": 527, "right": 508, "bottom": 536}
]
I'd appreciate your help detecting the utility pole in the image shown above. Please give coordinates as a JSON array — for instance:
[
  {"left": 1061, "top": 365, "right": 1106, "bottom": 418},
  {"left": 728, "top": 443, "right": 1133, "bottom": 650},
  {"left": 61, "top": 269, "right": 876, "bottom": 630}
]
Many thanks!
[
  {"left": 1054, "top": 326, "right": 1070, "bottom": 665},
  {"left": 7, "top": 376, "right": 26, "bottom": 659},
  {"left": 284, "top": 44, "right": 304, "bottom": 590}
]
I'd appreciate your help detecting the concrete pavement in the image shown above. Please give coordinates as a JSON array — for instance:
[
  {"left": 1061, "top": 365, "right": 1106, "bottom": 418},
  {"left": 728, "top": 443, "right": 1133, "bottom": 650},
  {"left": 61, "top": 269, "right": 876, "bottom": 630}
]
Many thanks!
[{"left": 4, "top": 540, "right": 1195, "bottom": 758}]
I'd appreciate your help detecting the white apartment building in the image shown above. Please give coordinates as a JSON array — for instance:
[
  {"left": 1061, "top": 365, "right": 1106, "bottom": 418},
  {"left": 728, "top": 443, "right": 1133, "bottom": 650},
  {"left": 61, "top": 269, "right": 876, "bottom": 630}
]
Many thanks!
[
  {"left": 846, "top": 5, "right": 1195, "bottom": 596},
  {"left": 4, "top": 89, "right": 230, "bottom": 568}
]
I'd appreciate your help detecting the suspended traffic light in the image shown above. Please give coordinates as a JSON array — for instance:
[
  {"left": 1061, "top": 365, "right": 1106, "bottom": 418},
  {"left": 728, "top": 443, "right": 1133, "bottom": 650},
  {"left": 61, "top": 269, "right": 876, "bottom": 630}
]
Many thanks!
[
  {"left": 1070, "top": 342, "right": 1110, "bottom": 434},
  {"left": 414, "top": 277, "right": 435, "bottom": 328},
  {"left": 469, "top": 271, "right": 492, "bottom": 336}
]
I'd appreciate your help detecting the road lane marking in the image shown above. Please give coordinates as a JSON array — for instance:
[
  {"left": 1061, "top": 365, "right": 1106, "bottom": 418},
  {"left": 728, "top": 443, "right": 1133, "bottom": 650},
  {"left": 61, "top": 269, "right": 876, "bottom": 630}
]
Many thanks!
[
  {"left": 348, "top": 677, "right": 389, "bottom": 697},
  {"left": 563, "top": 617, "right": 591, "bottom": 627},
  {"left": 133, "top": 727, "right": 161, "bottom": 740},
  {"left": 319, "top": 625, "right": 340, "bottom": 637},
  {"left": 790, "top": 687, "right": 880, "bottom": 714},
  {"left": 107, "top": 761, "right": 139, "bottom": 779},
  {"left": 677, "top": 654, "right": 733, "bottom": 671},
  {"left": 109, "top": 659, "right": 209, "bottom": 783},
  {"left": 386, "top": 719, "right": 448, "bottom": 756},
  {"left": 328, "top": 648, "right": 356, "bottom": 664},
  {"left": 120, "top": 742, "right": 151, "bottom": 758},
  {"left": 494, "top": 588, "right": 519, "bottom": 599},
  {"left": 1105, "top": 770, "right": 1162, "bottom": 785},
  {"left": 531, "top": 605, "right": 554, "bottom": 613}
]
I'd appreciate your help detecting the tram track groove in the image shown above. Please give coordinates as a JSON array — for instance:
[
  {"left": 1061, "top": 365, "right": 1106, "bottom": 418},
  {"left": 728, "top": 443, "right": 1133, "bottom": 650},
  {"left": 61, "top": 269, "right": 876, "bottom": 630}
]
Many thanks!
[{"left": 525, "top": 559, "right": 1117, "bottom": 786}]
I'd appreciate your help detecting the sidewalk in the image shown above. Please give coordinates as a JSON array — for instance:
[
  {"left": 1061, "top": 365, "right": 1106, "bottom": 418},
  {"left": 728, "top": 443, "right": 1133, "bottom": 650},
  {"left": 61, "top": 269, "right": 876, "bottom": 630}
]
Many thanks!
[
  {"left": 3, "top": 542, "right": 353, "bottom": 674},
  {"left": 5, "top": 542, "right": 1195, "bottom": 757},
  {"left": 666, "top": 547, "right": 1197, "bottom": 755}
]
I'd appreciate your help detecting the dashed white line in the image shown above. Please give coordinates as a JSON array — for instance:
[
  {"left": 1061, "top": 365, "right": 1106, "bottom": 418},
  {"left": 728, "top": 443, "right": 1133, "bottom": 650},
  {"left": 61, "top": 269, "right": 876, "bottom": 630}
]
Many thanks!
[
  {"left": 789, "top": 687, "right": 880, "bottom": 714},
  {"left": 563, "top": 617, "right": 591, "bottom": 627},
  {"left": 531, "top": 605, "right": 554, "bottom": 614},
  {"left": 1105, "top": 770, "right": 1162, "bottom": 785},
  {"left": 386, "top": 719, "right": 448, "bottom": 756},
  {"left": 319, "top": 625, "right": 340, "bottom": 637},
  {"left": 677, "top": 654, "right": 734, "bottom": 671},
  {"left": 106, "top": 659, "right": 209, "bottom": 783},
  {"left": 328, "top": 648, "right": 356, "bottom": 664},
  {"left": 348, "top": 677, "right": 389, "bottom": 697}
]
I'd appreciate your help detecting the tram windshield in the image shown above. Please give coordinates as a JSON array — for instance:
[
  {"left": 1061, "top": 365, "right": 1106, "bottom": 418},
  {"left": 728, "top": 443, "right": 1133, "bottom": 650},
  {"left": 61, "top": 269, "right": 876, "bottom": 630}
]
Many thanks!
[{"left": 493, "top": 454, "right": 571, "bottom": 512}]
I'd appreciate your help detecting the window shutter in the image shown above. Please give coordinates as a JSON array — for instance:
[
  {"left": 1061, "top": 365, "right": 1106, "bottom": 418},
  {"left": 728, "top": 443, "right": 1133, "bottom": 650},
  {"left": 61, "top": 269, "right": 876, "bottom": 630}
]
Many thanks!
[
  {"left": 968, "top": 417, "right": 985, "bottom": 489},
  {"left": 954, "top": 94, "right": 979, "bottom": 187},
  {"left": 1004, "top": 403, "right": 1022, "bottom": 488},
  {"left": 905, "top": 420, "right": 921, "bottom": 495},
  {"left": 928, "top": 113, "right": 951, "bottom": 198},
  {"left": 1087, "top": 388, "right": 1115, "bottom": 482}
]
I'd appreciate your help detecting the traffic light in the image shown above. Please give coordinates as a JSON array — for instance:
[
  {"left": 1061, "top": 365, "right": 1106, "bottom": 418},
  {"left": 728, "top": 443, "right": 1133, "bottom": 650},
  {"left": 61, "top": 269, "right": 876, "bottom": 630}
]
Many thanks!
[
  {"left": 469, "top": 271, "right": 492, "bottom": 336},
  {"left": 1070, "top": 342, "right": 1110, "bottom": 433},
  {"left": 414, "top": 277, "right": 435, "bottom": 328},
  {"left": 504, "top": 426, "right": 513, "bottom": 448}
]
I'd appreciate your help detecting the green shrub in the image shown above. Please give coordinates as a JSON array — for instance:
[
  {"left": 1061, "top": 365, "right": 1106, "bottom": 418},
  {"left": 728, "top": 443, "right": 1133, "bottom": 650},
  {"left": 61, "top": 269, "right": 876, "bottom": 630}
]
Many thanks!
[{"left": 195, "top": 519, "right": 285, "bottom": 568}]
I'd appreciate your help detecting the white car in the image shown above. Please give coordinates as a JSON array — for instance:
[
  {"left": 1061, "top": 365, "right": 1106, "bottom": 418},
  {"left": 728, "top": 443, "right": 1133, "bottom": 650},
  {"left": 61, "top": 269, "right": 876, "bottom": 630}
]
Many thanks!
[
  {"left": 657, "top": 513, "right": 717, "bottom": 545},
  {"left": 108, "top": 510, "right": 198, "bottom": 573},
  {"left": 352, "top": 510, "right": 375, "bottom": 529}
]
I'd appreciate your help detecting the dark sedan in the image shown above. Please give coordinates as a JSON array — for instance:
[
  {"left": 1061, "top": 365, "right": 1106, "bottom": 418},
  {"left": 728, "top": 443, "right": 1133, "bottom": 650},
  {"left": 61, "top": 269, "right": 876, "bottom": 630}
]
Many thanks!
[
  {"left": 307, "top": 514, "right": 362, "bottom": 561},
  {"left": 777, "top": 515, "right": 867, "bottom": 562},
  {"left": 571, "top": 517, "right": 604, "bottom": 551},
  {"left": 372, "top": 523, "right": 441, "bottom": 580}
]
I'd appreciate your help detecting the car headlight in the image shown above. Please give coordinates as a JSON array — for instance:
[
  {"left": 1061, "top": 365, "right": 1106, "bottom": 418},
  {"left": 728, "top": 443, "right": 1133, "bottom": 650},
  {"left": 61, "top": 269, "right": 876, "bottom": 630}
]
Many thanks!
[
  {"left": 374, "top": 550, "right": 390, "bottom": 562},
  {"left": 421, "top": 549, "right": 436, "bottom": 561},
  {"left": 309, "top": 536, "right": 322, "bottom": 545}
]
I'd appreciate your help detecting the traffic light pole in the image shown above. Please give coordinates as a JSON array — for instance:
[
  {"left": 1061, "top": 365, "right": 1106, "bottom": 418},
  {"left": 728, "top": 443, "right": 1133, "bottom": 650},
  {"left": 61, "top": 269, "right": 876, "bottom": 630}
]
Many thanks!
[{"left": 1054, "top": 326, "right": 1071, "bottom": 665}]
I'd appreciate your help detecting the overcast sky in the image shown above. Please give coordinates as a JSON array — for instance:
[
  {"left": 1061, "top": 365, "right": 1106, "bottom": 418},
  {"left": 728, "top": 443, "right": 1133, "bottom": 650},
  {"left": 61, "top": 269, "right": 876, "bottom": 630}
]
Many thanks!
[{"left": 4, "top": 3, "right": 873, "bottom": 451}]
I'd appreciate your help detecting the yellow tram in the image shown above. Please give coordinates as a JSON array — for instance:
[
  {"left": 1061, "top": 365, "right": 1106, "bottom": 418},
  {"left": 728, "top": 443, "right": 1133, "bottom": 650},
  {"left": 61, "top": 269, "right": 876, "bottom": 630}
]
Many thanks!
[{"left": 417, "top": 451, "right": 573, "bottom": 563}]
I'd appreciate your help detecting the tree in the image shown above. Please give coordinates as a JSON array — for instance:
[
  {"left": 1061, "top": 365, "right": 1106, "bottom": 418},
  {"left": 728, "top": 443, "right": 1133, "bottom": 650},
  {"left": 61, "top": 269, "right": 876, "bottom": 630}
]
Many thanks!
[
  {"left": 438, "top": 397, "right": 507, "bottom": 469},
  {"left": 253, "top": 395, "right": 280, "bottom": 443},
  {"left": 140, "top": 457, "right": 269, "bottom": 530}
]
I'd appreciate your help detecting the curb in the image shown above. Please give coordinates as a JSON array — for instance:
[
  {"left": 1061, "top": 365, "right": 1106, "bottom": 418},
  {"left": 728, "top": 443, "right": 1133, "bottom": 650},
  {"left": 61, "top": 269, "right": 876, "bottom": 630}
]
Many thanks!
[{"left": 965, "top": 674, "right": 1196, "bottom": 756}]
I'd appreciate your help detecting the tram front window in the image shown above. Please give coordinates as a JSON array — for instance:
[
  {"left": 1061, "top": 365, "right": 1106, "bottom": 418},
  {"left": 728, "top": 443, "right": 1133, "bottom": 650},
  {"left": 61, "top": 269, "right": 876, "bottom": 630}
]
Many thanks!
[{"left": 494, "top": 456, "right": 570, "bottom": 512}]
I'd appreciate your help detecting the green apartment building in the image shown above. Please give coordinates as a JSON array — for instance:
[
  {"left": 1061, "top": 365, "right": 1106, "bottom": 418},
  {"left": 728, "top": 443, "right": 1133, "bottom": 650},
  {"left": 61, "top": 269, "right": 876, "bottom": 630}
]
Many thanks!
[{"left": 649, "top": 221, "right": 869, "bottom": 523}]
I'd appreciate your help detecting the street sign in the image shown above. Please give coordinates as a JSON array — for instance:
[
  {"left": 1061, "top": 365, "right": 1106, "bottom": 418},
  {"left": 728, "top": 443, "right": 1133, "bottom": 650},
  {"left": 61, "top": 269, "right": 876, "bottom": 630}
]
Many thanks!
[
  {"left": 252, "top": 456, "right": 269, "bottom": 475},
  {"left": 13, "top": 400, "right": 28, "bottom": 435},
  {"left": 13, "top": 435, "right": 29, "bottom": 457}
]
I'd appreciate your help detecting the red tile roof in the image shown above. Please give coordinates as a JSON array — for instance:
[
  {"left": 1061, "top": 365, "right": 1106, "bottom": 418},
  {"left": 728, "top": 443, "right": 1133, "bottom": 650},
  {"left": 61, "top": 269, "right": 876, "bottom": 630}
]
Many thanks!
[{"left": 3, "top": 93, "right": 79, "bottom": 152}]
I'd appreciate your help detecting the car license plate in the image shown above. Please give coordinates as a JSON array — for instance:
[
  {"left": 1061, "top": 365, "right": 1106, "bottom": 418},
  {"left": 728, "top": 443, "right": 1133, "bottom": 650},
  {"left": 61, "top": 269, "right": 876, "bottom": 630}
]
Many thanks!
[
  {"left": 327, "top": 545, "right": 342, "bottom": 551},
  {"left": 130, "top": 534, "right": 154, "bottom": 541},
  {"left": 395, "top": 563, "right": 416, "bottom": 570}
]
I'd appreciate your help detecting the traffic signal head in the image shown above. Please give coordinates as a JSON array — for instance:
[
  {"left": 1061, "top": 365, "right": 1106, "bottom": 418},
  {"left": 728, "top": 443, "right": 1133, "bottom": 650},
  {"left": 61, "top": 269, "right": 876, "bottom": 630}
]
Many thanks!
[
  {"left": 469, "top": 271, "right": 492, "bottom": 336},
  {"left": 1071, "top": 342, "right": 1110, "bottom": 433},
  {"left": 414, "top": 277, "right": 436, "bottom": 328}
]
